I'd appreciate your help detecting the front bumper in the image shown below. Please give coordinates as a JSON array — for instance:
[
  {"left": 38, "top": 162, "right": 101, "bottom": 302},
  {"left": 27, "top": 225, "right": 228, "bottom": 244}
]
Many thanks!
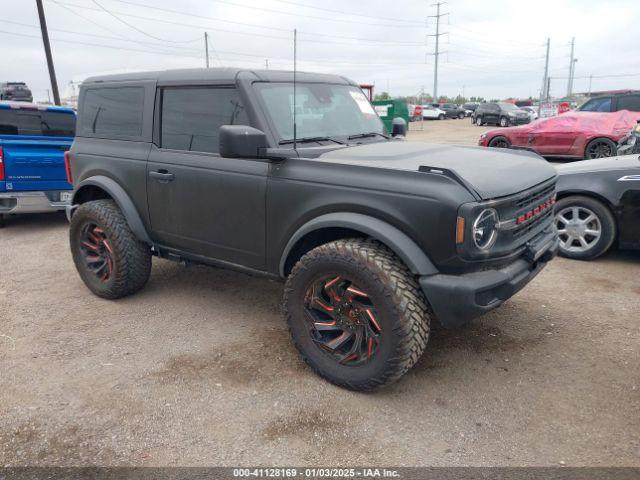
[
  {"left": 419, "top": 229, "right": 559, "bottom": 328},
  {"left": 0, "top": 191, "right": 71, "bottom": 214}
]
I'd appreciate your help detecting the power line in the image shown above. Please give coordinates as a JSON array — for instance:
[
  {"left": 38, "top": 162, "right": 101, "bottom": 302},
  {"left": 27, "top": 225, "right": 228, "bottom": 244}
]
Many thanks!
[
  {"left": 91, "top": 0, "right": 202, "bottom": 43},
  {"left": 111, "top": 0, "right": 423, "bottom": 28},
  {"left": 0, "top": 28, "right": 435, "bottom": 66},
  {"left": 267, "top": 0, "right": 424, "bottom": 24},
  {"left": 48, "top": 0, "right": 427, "bottom": 46}
]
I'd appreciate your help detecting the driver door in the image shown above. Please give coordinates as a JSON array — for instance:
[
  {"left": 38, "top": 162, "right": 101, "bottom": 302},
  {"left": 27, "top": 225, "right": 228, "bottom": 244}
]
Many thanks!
[{"left": 146, "top": 85, "right": 269, "bottom": 270}]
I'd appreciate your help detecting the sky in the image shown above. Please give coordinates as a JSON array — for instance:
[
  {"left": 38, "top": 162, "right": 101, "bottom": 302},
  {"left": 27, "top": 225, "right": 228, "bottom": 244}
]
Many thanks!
[{"left": 2, "top": 0, "right": 639, "bottom": 102}]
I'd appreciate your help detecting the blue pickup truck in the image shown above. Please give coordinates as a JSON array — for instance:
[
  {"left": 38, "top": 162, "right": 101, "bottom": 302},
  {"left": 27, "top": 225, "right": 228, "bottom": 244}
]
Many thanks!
[{"left": 0, "top": 101, "right": 75, "bottom": 227}]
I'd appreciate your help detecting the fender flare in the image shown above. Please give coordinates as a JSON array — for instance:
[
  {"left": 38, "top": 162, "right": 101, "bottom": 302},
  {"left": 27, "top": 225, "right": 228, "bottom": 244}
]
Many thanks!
[
  {"left": 279, "top": 212, "right": 439, "bottom": 277},
  {"left": 72, "top": 175, "right": 152, "bottom": 244}
]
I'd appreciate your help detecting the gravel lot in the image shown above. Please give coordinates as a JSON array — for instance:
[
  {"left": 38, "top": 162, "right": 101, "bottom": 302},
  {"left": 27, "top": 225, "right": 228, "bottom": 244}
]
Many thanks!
[{"left": 1, "top": 120, "right": 638, "bottom": 466}]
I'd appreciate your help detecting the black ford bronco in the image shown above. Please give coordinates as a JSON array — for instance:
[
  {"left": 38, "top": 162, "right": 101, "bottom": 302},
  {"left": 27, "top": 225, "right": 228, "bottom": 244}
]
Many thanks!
[{"left": 67, "top": 68, "right": 559, "bottom": 390}]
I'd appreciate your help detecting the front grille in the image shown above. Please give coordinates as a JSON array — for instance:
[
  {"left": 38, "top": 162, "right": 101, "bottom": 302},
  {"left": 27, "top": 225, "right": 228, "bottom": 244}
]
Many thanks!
[
  {"left": 512, "top": 208, "right": 553, "bottom": 238},
  {"left": 515, "top": 182, "right": 555, "bottom": 209}
]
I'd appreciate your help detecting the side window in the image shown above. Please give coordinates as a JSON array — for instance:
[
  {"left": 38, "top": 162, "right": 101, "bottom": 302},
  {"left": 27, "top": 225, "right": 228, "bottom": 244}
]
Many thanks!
[
  {"left": 617, "top": 95, "right": 640, "bottom": 112},
  {"left": 81, "top": 87, "right": 144, "bottom": 137},
  {"left": 580, "top": 97, "right": 611, "bottom": 112},
  {"left": 160, "top": 87, "right": 247, "bottom": 154}
]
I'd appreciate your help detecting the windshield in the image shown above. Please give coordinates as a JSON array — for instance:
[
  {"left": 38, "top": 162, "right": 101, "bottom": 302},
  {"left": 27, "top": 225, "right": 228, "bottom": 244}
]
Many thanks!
[
  {"left": 498, "top": 103, "right": 519, "bottom": 111},
  {"left": 254, "top": 83, "right": 385, "bottom": 141}
]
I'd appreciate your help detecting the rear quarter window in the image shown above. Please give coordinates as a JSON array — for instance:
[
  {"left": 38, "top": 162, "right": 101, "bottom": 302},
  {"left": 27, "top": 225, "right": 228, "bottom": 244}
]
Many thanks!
[{"left": 81, "top": 87, "right": 144, "bottom": 137}]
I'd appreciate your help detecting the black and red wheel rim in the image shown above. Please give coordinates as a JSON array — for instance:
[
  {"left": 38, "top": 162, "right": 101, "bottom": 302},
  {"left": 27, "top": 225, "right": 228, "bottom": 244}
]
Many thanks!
[
  {"left": 303, "top": 275, "right": 382, "bottom": 366},
  {"left": 79, "top": 223, "right": 114, "bottom": 282}
]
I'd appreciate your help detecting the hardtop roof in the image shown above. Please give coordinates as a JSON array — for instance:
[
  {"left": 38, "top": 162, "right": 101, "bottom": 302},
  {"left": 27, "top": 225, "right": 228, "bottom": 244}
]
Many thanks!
[{"left": 82, "top": 68, "right": 355, "bottom": 86}]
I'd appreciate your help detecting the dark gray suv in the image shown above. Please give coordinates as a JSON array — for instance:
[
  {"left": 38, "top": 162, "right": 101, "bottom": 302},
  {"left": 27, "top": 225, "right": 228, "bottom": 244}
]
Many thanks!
[
  {"left": 66, "top": 68, "right": 559, "bottom": 390},
  {"left": 473, "top": 102, "right": 530, "bottom": 127}
]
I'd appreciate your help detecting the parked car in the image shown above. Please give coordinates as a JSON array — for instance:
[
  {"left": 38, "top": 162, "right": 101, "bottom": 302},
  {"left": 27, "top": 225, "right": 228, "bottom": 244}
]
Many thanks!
[
  {"left": 462, "top": 102, "right": 479, "bottom": 115},
  {"left": 520, "top": 106, "right": 539, "bottom": 121},
  {"left": 436, "top": 103, "right": 466, "bottom": 119},
  {"left": 66, "top": 68, "right": 558, "bottom": 391},
  {"left": 421, "top": 104, "right": 446, "bottom": 120},
  {"left": 0, "top": 101, "right": 75, "bottom": 227},
  {"left": 0, "top": 82, "right": 33, "bottom": 102},
  {"left": 577, "top": 91, "right": 640, "bottom": 113},
  {"left": 478, "top": 110, "right": 639, "bottom": 159},
  {"left": 555, "top": 155, "right": 640, "bottom": 259},
  {"left": 473, "top": 102, "right": 530, "bottom": 127}
]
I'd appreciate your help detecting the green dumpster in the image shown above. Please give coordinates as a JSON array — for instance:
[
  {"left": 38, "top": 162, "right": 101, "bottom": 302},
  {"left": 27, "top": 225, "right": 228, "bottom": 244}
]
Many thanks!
[{"left": 372, "top": 99, "right": 410, "bottom": 134}]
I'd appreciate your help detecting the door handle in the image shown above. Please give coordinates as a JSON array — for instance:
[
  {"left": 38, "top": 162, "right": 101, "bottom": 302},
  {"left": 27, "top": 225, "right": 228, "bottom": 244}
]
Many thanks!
[{"left": 149, "top": 170, "right": 175, "bottom": 182}]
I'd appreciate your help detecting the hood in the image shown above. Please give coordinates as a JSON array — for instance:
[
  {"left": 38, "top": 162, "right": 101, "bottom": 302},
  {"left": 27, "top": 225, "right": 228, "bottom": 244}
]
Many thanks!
[
  {"left": 556, "top": 155, "right": 640, "bottom": 175},
  {"left": 316, "top": 141, "right": 557, "bottom": 200}
]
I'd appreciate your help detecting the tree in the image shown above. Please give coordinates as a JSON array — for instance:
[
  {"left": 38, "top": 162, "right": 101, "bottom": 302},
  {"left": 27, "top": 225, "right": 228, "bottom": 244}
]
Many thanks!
[{"left": 374, "top": 91, "right": 390, "bottom": 101}]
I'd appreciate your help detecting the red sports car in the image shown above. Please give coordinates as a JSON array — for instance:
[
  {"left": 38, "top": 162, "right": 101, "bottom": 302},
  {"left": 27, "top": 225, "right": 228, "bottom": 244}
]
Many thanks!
[{"left": 478, "top": 110, "right": 640, "bottom": 159}]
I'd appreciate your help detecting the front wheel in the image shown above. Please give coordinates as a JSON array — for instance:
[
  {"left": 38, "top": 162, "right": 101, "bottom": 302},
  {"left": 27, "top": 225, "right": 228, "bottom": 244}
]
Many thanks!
[
  {"left": 499, "top": 116, "right": 509, "bottom": 127},
  {"left": 438, "top": 114, "right": 445, "bottom": 120},
  {"left": 458, "top": 112, "right": 465, "bottom": 119},
  {"left": 70, "top": 199, "right": 152, "bottom": 299},
  {"left": 555, "top": 196, "right": 616, "bottom": 260},
  {"left": 475, "top": 116, "right": 483, "bottom": 126},
  {"left": 488, "top": 136, "right": 511, "bottom": 148},
  {"left": 284, "top": 239, "right": 431, "bottom": 391}
]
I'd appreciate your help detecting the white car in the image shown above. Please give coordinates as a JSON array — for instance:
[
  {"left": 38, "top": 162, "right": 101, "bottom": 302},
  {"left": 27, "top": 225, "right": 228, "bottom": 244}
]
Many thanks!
[
  {"left": 421, "top": 104, "right": 446, "bottom": 120},
  {"left": 520, "top": 106, "right": 539, "bottom": 121}
]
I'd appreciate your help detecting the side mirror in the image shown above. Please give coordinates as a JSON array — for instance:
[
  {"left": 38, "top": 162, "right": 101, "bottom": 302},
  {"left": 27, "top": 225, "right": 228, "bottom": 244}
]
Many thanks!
[
  {"left": 391, "top": 117, "right": 407, "bottom": 137},
  {"left": 219, "top": 125, "right": 268, "bottom": 158}
]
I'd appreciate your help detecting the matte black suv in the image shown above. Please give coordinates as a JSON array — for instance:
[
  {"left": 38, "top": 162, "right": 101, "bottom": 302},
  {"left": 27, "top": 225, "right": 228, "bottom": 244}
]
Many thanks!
[
  {"left": 67, "top": 68, "right": 559, "bottom": 391},
  {"left": 473, "top": 102, "right": 530, "bottom": 127},
  {"left": 0, "top": 82, "right": 33, "bottom": 102},
  {"left": 434, "top": 103, "right": 466, "bottom": 119}
]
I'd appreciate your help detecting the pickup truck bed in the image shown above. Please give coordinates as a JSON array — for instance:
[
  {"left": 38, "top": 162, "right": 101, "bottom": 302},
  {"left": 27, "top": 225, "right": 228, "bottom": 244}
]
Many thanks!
[{"left": 0, "top": 102, "right": 75, "bottom": 223}]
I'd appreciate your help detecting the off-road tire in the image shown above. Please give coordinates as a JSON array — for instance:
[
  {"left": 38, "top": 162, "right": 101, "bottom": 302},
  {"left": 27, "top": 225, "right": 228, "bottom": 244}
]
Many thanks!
[
  {"left": 283, "top": 238, "right": 431, "bottom": 391},
  {"left": 555, "top": 195, "right": 616, "bottom": 260},
  {"left": 70, "top": 199, "right": 151, "bottom": 299}
]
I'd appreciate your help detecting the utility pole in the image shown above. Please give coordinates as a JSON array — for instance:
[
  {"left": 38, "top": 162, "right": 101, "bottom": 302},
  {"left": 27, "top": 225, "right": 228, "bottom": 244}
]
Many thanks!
[
  {"left": 427, "top": 2, "right": 448, "bottom": 103},
  {"left": 566, "top": 37, "right": 575, "bottom": 97},
  {"left": 204, "top": 32, "right": 210, "bottom": 68},
  {"left": 539, "top": 38, "right": 550, "bottom": 108},
  {"left": 265, "top": 59, "right": 269, "bottom": 69},
  {"left": 35, "top": 0, "right": 60, "bottom": 105},
  {"left": 588, "top": 74, "right": 593, "bottom": 95}
]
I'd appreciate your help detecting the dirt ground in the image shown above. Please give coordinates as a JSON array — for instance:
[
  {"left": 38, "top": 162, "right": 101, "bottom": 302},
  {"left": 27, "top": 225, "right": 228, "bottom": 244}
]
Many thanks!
[{"left": 1, "top": 120, "right": 638, "bottom": 466}]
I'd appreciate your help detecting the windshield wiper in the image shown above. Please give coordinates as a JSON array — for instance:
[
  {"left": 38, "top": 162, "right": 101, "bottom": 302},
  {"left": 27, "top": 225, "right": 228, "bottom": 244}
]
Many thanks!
[
  {"left": 347, "top": 132, "right": 390, "bottom": 140},
  {"left": 279, "top": 136, "right": 344, "bottom": 145}
]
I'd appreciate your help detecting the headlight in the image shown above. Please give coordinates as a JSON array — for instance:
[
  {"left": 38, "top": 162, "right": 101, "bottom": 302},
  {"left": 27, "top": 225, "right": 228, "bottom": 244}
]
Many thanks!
[
  {"left": 472, "top": 208, "right": 499, "bottom": 250},
  {"left": 479, "top": 133, "right": 487, "bottom": 139},
  {"left": 508, "top": 112, "right": 517, "bottom": 117}
]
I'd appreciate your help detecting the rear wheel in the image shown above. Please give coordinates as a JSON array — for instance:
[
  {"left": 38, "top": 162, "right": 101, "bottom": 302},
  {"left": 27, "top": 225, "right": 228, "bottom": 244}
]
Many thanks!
[
  {"left": 458, "top": 112, "right": 465, "bottom": 119},
  {"left": 584, "top": 138, "right": 617, "bottom": 159},
  {"left": 438, "top": 114, "right": 445, "bottom": 120},
  {"left": 488, "top": 136, "right": 511, "bottom": 148},
  {"left": 475, "top": 116, "right": 483, "bottom": 126},
  {"left": 499, "top": 116, "right": 509, "bottom": 127},
  {"left": 555, "top": 196, "right": 616, "bottom": 260},
  {"left": 0, "top": 214, "right": 6, "bottom": 228},
  {"left": 70, "top": 199, "right": 152, "bottom": 299},
  {"left": 284, "top": 239, "right": 431, "bottom": 391}
]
